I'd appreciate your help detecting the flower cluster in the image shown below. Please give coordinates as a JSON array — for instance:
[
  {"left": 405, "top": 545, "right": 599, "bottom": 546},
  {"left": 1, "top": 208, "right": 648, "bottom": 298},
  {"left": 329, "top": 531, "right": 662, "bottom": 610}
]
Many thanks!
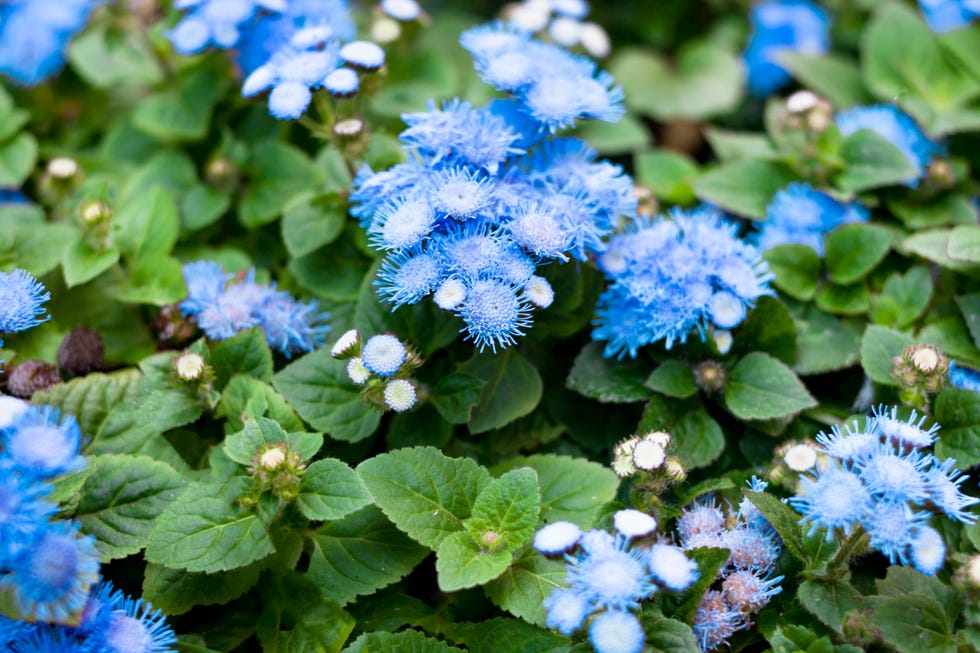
[
  {"left": 678, "top": 479, "right": 784, "bottom": 652},
  {"left": 0, "top": 579, "right": 177, "bottom": 653},
  {"left": 1, "top": 269, "right": 51, "bottom": 362},
  {"left": 918, "top": 0, "right": 980, "bottom": 32},
  {"left": 611, "top": 430, "right": 686, "bottom": 481},
  {"left": 790, "top": 405, "right": 979, "bottom": 575},
  {"left": 505, "top": 0, "right": 610, "bottom": 58},
  {"left": 742, "top": 0, "right": 830, "bottom": 97},
  {"left": 836, "top": 105, "right": 942, "bottom": 184},
  {"left": 756, "top": 183, "right": 869, "bottom": 255},
  {"left": 594, "top": 206, "right": 773, "bottom": 359},
  {"left": 331, "top": 330, "right": 421, "bottom": 412},
  {"left": 168, "top": 0, "right": 384, "bottom": 119},
  {"left": 180, "top": 261, "right": 330, "bottom": 357},
  {"left": 535, "top": 509, "right": 699, "bottom": 653},
  {"left": 0, "top": 0, "right": 101, "bottom": 86},
  {"left": 350, "top": 38, "right": 634, "bottom": 351}
]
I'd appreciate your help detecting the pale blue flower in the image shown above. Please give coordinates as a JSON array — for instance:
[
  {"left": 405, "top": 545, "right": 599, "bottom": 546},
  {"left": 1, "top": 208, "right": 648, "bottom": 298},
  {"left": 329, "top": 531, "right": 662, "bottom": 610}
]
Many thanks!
[
  {"left": 861, "top": 500, "right": 925, "bottom": 565},
  {"left": 0, "top": 0, "right": 102, "bottom": 85},
  {"left": 1, "top": 406, "right": 85, "bottom": 479},
  {"left": 241, "top": 40, "right": 341, "bottom": 119},
  {"left": 589, "top": 610, "right": 644, "bottom": 653},
  {"left": 855, "top": 444, "right": 930, "bottom": 504},
  {"left": 340, "top": 40, "right": 385, "bottom": 70},
  {"left": 361, "top": 335, "right": 407, "bottom": 377},
  {"left": 167, "top": 0, "right": 286, "bottom": 54},
  {"left": 949, "top": 360, "right": 980, "bottom": 393},
  {"left": 924, "top": 457, "right": 979, "bottom": 523},
  {"left": 836, "top": 105, "right": 942, "bottom": 184},
  {"left": 0, "top": 468, "right": 56, "bottom": 567},
  {"left": 909, "top": 525, "right": 946, "bottom": 575},
  {"left": 458, "top": 278, "right": 532, "bottom": 352},
  {"left": 692, "top": 590, "right": 746, "bottom": 652},
  {"left": 757, "top": 183, "right": 869, "bottom": 255},
  {"left": 791, "top": 467, "right": 871, "bottom": 539},
  {"left": 742, "top": 0, "right": 830, "bottom": 97},
  {"left": 918, "top": 0, "right": 980, "bottom": 32},
  {"left": 0, "top": 269, "right": 51, "bottom": 335},
  {"left": 871, "top": 405, "right": 939, "bottom": 449}
]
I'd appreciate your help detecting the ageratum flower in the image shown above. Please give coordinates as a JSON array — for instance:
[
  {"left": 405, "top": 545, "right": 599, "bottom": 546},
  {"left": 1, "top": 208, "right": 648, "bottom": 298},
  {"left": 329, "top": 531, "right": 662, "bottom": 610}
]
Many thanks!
[
  {"left": 181, "top": 261, "right": 329, "bottom": 356},
  {"left": 167, "top": 0, "right": 286, "bottom": 54},
  {"left": 742, "top": 0, "right": 831, "bottom": 97},
  {"left": 0, "top": 0, "right": 101, "bottom": 85},
  {"left": 836, "top": 105, "right": 942, "bottom": 184},
  {"left": 949, "top": 360, "right": 980, "bottom": 393},
  {"left": 918, "top": 0, "right": 980, "bottom": 32},
  {"left": 0, "top": 269, "right": 51, "bottom": 336},
  {"left": 594, "top": 207, "right": 773, "bottom": 359},
  {"left": 756, "top": 183, "right": 869, "bottom": 255}
]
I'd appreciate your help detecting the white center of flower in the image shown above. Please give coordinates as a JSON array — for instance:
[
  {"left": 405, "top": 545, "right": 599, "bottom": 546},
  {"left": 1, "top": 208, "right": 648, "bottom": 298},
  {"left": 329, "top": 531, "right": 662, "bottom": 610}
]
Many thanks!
[
  {"left": 784, "top": 444, "right": 817, "bottom": 472},
  {"left": 260, "top": 447, "right": 286, "bottom": 470},
  {"left": 911, "top": 347, "right": 940, "bottom": 372},
  {"left": 632, "top": 440, "right": 666, "bottom": 471},
  {"left": 176, "top": 353, "right": 205, "bottom": 380}
]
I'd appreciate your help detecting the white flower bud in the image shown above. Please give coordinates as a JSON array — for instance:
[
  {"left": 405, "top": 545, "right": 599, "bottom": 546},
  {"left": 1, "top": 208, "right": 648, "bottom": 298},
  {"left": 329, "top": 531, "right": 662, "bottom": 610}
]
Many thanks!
[
  {"left": 260, "top": 447, "right": 286, "bottom": 470},
  {"left": 175, "top": 352, "right": 205, "bottom": 380}
]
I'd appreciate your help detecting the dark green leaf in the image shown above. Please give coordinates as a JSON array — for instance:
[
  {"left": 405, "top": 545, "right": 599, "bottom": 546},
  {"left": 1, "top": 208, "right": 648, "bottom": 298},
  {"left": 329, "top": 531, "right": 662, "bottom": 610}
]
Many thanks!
[
  {"left": 210, "top": 328, "right": 274, "bottom": 390},
  {"left": 725, "top": 352, "right": 816, "bottom": 420},
  {"left": 764, "top": 244, "right": 821, "bottom": 302},
  {"left": 934, "top": 388, "right": 980, "bottom": 467},
  {"left": 296, "top": 458, "right": 373, "bottom": 522},
  {"left": 484, "top": 552, "right": 565, "bottom": 627},
  {"left": 430, "top": 372, "right": 486, "bottom": 424},
  {"left": 143, "top": 562, "right": 262, "bottom": 616},
  {"left": 797, "top": 580, "right": 863, "bottom": 633},
  {"left": 460, "top": 350, "right": 543, "bottom": 434},
  {"left": 956, "top": 292, "right": 980, "bottom": 349},
  {"left": 860, "top": 325, "right": 915, "bottom": 386},
  {"left": 743, "top": 489, "right": 808, "bottom": 564},
  {"left": 567, "top": 342, "right": 651, "bottom": 403},
  {"left": 344, "top": 629, "right": 463, "bottom": 653},
  {"left": 645, "top": 360, "right": 697, "bottom": 399},
  {"left": 825, "top": 224, "right": 894, "bottom": 285}
]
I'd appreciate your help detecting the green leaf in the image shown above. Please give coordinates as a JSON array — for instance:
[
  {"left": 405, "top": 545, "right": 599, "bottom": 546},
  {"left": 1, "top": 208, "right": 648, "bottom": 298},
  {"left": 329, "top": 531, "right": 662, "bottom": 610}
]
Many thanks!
[
  {"left": 956, "top": 292, "right": 980, "bottom": 349},
  {"left": 132, "top": 65, "right": 225, "bottom": 141},
  {"left": 112, "top": 254, "right": 187, "bottom": 306},
  {"left": 460, "top": 350, "right": 543, "bottom": 434},
  {"left": 0, "top": 221, "right": 77, "bottom": 277},
  {"left": 68, "top": 27, "right": 164, "bottom": 87},
  {"left": 836, "top": 129, "right": 921, "bottom": 192},
  {"left": 62, "top": 241, "right": 120, "bottom": 287},
  {"left": 145, "top": 479, "right": 275, "bottom": 573},
  {"left": 871, "top": 266, "right": 932, "bottom": 328},
  {"left": 934, "top": 388, "right": 980, "bottom": 467},
  {"left": 464, "top": 468, "right": 540, "bottom": 553},
  {"left": 76, "top": 454, "right": 184, "bottom": 561},
  {"left": 797, "top": 580, "right": 863, "bottom": 633},
  {"left": 645, "top": 360, "right": 697, "bottom": 398},
  {"left": 114, "top": 188, "right": 180, "bottom": 260},
  {"left": 296, "top": 459, "right": 373, "bottom": 522},
  {"left": 705, "top": 128, "right": 777, "bottom": 161},
  {"left": 143, "top": 562, "right": 262, "bottom": 615},
  {"left": 344, "top": 629, "right": 464, "bottom": 653},
  {"left": 635, "top": 151, "right": 698, "bottom": 204},
  {"left": 694, "top": 159, "right": 796, "bottom": 219},
  {"left": 860, "top": 325, "right": 915, "bottom": 386},
  {"left": 638, "top": 397, "right": 726, "bottom": 470},
  {"left": 919, "top": 316, "right": 980, "bottom": 368},
  {"left": 725, "top": 352, "right": 817, "bottom": 420},
  {"left": 764, "top": 244, "right": 821, "bottom": 302},
  {"left": 675, "top": 547, "right": 731, "bottom": 622},
  {"left": 484, "top": 552, "right": 566, "bottom": 626},
  {"left": 0, "top": 133, "right": 37, "bottom": 186},
  {"left": 781, "top": 53, "right": 871, "bottom": 109},
  {"left": 435, "top": 531, "right": 513, "bottom": 591},
  {"left": 575, "top": 115, "right": 651, "bottom": 155},
  {"left": 357, "top": 447, "right": 492, "bottom": 550},
  {"left": 948, "top": 225, "right": 980, "bottom": 262},
  {"left": 239, "top": 141, "right": 322, "bottom": 227},
  {"left": 273, "top": 348, "right": 381, "bottom": 443},
  {"left": 874, "top": 594, "right": 957, "bottom": 653},
  {"left": 903, "top": 229, "right": 980, "bottom": 273},
  {"left": 743, "top": 489, "right": 808, "bottom": 564},
  {"left": 223, "top": 417, "right": 323, "bottom": 466},
  {"left": 815, "top": 281, "right": 870, "bottom": 316},
  {"left": 645, "top": 617, "right": 700, "bottom": 653},
  {"left": 566, "top": 342, "right": 651, "bottom": 403},
  {"left": 217, "top": 376, "right": 306, "bottom": 434},
  {"left": 33, "top": 369, "right": 142, "bottom": 437},
  {"left": 430, "top": 372, "right": 486, "bottom": 424},
  {"left": 825, "top": 224, "right": 894, "bottom": 285},
  {"left": 793, "top": 308, "right": 862, "bottom": 376},
  {"left": 875, "top": 566, "right": 960, "bottom": 622},
  {"left": 733, "top": 296, "right": 797, "bottom": 365},
  {"left": 282, "top": 192, "right": 346, "bottom": 258},
  {"left": 181, "top": 184, "right": 230, "bottom": 231},
  {"left": 308, "top": 505, "right": 429, "bottom": 606},
  {"left": 492, "top": 454, "right": 620, "bottom": 527},
  {"left": 450, "top": 618, "right": 568, "bottom": 653},
  {"left": 210, "top": 328, "right": 274, "bottom": 390}
]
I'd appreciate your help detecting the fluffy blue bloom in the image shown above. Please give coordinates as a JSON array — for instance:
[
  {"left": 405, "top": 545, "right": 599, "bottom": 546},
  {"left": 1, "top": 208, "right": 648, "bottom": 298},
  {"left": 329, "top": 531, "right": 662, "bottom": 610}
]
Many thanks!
[
  {"left": 360, "top": 334, "right": 407, "bottom": 377},
  {"left": 99, "top": 591, "right": 178, "bottom": 653},
  {"left": 791, "top": 467, "right": 871, "bottom": 539},
  {"left": 924, "top": 457, "right": 979, "bottom": 523},
  {"left": 461, "top": 22, "right": 624, "bottom": 130},
  {"left": 949, "top": 360, "right": 980, "bottom": 393},
  {"left": 11, "top": 627, "right": 85, "bottom": 653},
  {"left": 836, "top": 105, "right": 942, "bottom": 184},
  {"left": 181, "top": 262, "right": 329, "bottom": 356},
  {"left": 909, "top": 525, "right": 946, "bottom": 575},
  {"left": 871, "top": 405, "right": 939, "bottom": 449},
  {"left": 756, "top": 183, "right": 869, "bottom": 255},
  {"left": 0, "top": 468, "right": 56, "bottom": 567},
  {"left": 458, "top": 277, "right": 533, "bottom": 352},
  {"left": 1, "top": 406, "right": 85, "bottom": 479},
  {"left": 861, "top": 500, "right": 926, "bottom": 565},
  {"left": 589, "top": 610, "right": 645, "bottom": 653},
  {"left": 742, "top": 0, "right": 830, "bottom": 97},
  {"left": 241, "top": 37, "right": 342, "bottom": 119},
  {"left": 692, "top": 590, "right": 747, "bottom": 652},
  {"left": 0, "top": 189, "right": 29, "bottom": 204},
  {"left": 594, "top": 207, "right": 773, "bottom": 359},
  {"left": 855, "top": 444, "right": 931, "bottom": 504},
  {"left": 918, "top": 0, "right": 980, "bottom": 32},
  {"left": 0, "top": 0, "right": 101, "bottom": 86},
  {"left": 167, "top": 0, "right": 286, "bottom": 54},
  {"left": 0, "top": 269, "right": 51, "bottom": 335},
  {"left": 2, "top": 521, "right": 100, "bottom": 623}
]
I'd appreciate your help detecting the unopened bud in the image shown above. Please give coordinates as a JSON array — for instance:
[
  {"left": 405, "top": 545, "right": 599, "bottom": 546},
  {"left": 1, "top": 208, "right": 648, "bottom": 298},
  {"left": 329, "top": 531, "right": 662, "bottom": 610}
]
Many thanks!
[
  {"left": 783, "top": 444, "right": 817, "bottom": 472},
  {"left": 331, "top": 328, "right": 361, "bottom": 358},
  {"left": 260, "top": 447, "right": 287, "bottom": 470},
  {"left": 713, "top": 329, "right": 733, "bottom": 355},
  {"left": 175, "top": 352, "right": 206, "bottom": 381},
  {"left": 79, "top": 199, "right": 111, "bottom": 225},
  {"left": 967, "top": 554, "right": 980, "bottom": 588},
  {"left": 664, "top": 457, "right": 686, "bottom": 481},
  {"left": 57, "top": 327, "right": 105, "bottom": 378},
  {"left": 205, "top": 157, "right": 238, "bottom": 189},
  {"left": 334, "top": 118, "right": 364, "bottom": 137},
  {"left": 371, "top": 17, "right": 401, "bottom": 43},
  {"left": 47, "top": 157, "right": 79, "bottom": 179},
  {"left": 347, "top": 357, "right": 370, "bottom": 385},
  {"left": 694, "top": 360, "right": 726, "bottom": 393},
  {"left": 643, "top": 430, "right": 671, "bottom": 449},
  {"left": 632, "top": 439, "right": 666, "bottom": 471},
  {"left": 6, "top": 360, "right": 60, "bottom": 398},
  {"left": 786, "top": 90, "right": 819, "bottom": 114},
  {"left": 892, "top": 344, "right": 949, "bottom": 394},
  {"left": 612, "top": 436, "right": 639, "bottom": 477},
  {"left": 579, "top": 22, "right": 610, "bottom": 58}
]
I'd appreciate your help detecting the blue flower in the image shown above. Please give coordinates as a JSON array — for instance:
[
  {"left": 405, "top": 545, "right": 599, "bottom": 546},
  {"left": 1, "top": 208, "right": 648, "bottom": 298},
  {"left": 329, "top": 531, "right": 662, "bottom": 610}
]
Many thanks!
[
  {"left": 361, "top": 335, "right": 407, "bottom": 377},
  {"left": 0, "top": 188, "right": 29, "bottom": 204},
  {"left": 918, "top": 0, "right": 980, "bottom": 32},
  {"left": 1, "top": 406, "right": 85, "bottom": 479},
  {"left": 871, "top": 405, "right": 939, "bottom": 449},
  {"left": 0, "top": 0, "right": 101, "bottom": 85},
  {"left": 593, "top": 207, "right": 772, "bottom": 359},
  {"left": 861, "top": 500, "right": 925, "bottom": 565},
  {"left": 814, "top": 420, "right": 880, "bottom": 462},
  {"left": 720, "top": 523, "right": 782, "bottom": 573},
  {"left": 375, "top": 249, "right": 442, "bottom": 308},
  {"left": 0, "top": 269, "right": 51, "bottom": 335},
  {"left": 646, "top": 544, "right": 700, "bottom": 591},
  {"left": 909, "top": 525, "right": 946, "bottom": 575},
  {"left": 10, "top": 627, "right": 85, "bottom": 653},
  {"left": 458, "top": 278, "right": 532, "bottom": 352},
  {"left": 791, "top": 467, "right": 871, "bottom": 539},
  {"left": 721, "top": 570, "right": 783, "bottom": 614},
  {"left": 756, "top": 183, "right": 869, "bottom": 255},
  {"left": 854, "top": 444, "right": 930, "bottom": 504},
  {"left": 168, "top": 0, "right": 286, "bottom": 54},
  {"left": 100, "top": 592, "right": 178, "bottom": 653},
  {"left": 924, "top": 457, "right": 979, "bottom": 523},
  {"left": 949, "top": 360, "right": 980, "bottom": 393},
  {"left": 2, "top": 522, "right": 100, "bottom": 623},
  {"left": 241, "top": 38, "right": 342, "bottom": 119},
  {"left": 181, "top": 262, "right": 329, "bottom": 356},
  {"left": 589, "top": 610, "right": 645, "bottom": 653},
  {"left": 836, "top": 105, "right": 942, "bottom": 184},
  {"left": 0, "top": 467, "right": 56, "bottom": 566},
  {"left": 677, "top": 499, "right": 726, "bottom": 549},
  {"left": 742, "top": 0, "right": 831, "bottom": 97},
  {"left": 692, "top": 590, "right": 746, "bottom": 652}
]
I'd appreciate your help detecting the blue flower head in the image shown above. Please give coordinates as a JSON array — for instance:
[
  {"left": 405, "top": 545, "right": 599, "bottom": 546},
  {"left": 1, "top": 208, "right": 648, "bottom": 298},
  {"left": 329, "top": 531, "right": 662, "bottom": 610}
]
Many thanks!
[
  {"left": 836, "top": 105, "right": 942, "bottom": 184},
  {"left": 100, "top": 591, "right": 178, "bottom": 653},
  {"left": 949, "top": 360, "right": 980, "bottom": 393},
  {"left": 0, "top": 0, "right": 102, "bottom": 85},
  {"left": 692, "top": 590, "right": 746, "bottom": 652},
  {"left": 181, "top": 261, "right": 329, "bottom": 356},
  {"left": 589, "top": 610, "right": 645, "bottom": 653},
  {"left": 167, "top": 0, "right": 286, "bottom": 54},
  {"left": 0, "top": 269, "right": 51, "bottom": 335},
  {"left": 909, "top": 525, "right": 946, "bottom": 575},
  {"left": 360, "top": 334, "right": 407, "bottom": 377},
  {"left": 743, "top": 0, "right": 831, "bottom": 97},
  {"left": 791, "top": 466, "right": 872, "bottom": 539},
  {"left": 241, "top": 38, "right": 343, "bottom": 119},
  {"left": 918, "top": 0, "right": 980, "bottom": 32},
  {"left": 757, "top": 183, "right": 869, "bottom": 255},
  {"left": 0, "top": 468, "right": 56, "bottom": 567},
  {"left": 1, "top": 406, "right": 85, "bottom": 479},
  {"left": 593, "top": 207, "right": 773, "bottom": 359}
]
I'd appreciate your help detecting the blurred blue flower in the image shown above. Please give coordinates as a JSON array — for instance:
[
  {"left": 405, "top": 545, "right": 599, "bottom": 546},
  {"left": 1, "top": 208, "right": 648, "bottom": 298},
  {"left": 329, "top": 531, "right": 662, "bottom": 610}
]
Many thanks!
[
  {"left": 0, "top": 269, "right": 51, "bottom": 335},
  {"left": 1, "top": 406, "right": 85, "bottom": 479},
  {"left": 589, "top": 610, "right": 645, "bottom": 653},
  {"left": 593, "top": 207, "right": 772, "bottom": 359},
  {"left": 0, "top": 0, "right": 102, "bottom": 85},
  {"left": 0, "top": 189, "right": 29, "bottom": 204},
  {"left": 836, "top": 105, "right": 942, "bottom": 184},
  {"left": 241, "top": 38, "right": 342, "bottom": 119},
  {"left": 909, "top": 525, "right": 946, "bottom": 575},
  {"left": 0, "top": 469, "right": 56, "bottom": 567},
  {"left": 99, "top": 590, "right": 178, "bottom": 653},
  {"left": 918, "top": 0, "right": 980, "bottom": 32},
  {"left": 742, "top": 0, "right": 831, "bottom": 97},
  {"left": 949, "top": 360, "right": 980, "bottom": 393},
  {"left": 692, "top": 590, "right": 747, "bottom": 652},
  {"left": 181, "top": 262, "right": 329, "bottom": 356},
  {"left": 168, "top": 0, "right": 286, "bottom": 54},
  {"left": 756, "top": 183, "right": 869, "bottom": 255}
]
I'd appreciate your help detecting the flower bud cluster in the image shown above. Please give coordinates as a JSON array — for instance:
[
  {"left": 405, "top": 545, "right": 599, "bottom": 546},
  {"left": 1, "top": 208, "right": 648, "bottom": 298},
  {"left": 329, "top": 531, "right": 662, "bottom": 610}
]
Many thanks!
[
  {"left": 892, "top": 343, "right": 949, "bottom": 394},
  {"left": 332, "top": 330, "right": 422, "bottom": 412},
  {"left": 244, "top": 441, "right": 307, "bottom": 504},
  {"left": 611, "top": 430, "right": 684, "bottom": 483}
]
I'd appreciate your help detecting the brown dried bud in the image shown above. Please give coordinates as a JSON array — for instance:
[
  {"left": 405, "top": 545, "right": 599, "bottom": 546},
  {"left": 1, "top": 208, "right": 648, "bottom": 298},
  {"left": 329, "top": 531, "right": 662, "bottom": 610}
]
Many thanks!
[
  {"left": 7, "top": 360, "right": 61, "bottom": 398},
  {"left": 57, "top": 327, "right": 105, "bottom": 378},
  {"left": 694, "top": 360, "right": 726, "bottom": 393}
]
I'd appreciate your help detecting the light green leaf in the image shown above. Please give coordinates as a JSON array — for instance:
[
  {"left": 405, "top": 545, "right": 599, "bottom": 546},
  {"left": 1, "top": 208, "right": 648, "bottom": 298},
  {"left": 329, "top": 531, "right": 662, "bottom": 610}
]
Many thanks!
[
  {"left": 223, "top": 417, "right": 322, "bottom": 465},
  {"left": 825, "top": 224, "right": 894, "bottom": 285},
  {"left": 764, "top": 244, "right": 821, "bottom": 302},
  {"left": 296, "top": 458, "right": 372, "bottom": 522},
  {"left": 836, "top": 130, "right": 920, "bottom": 192},
  {"left": 114, "top": 187, "right": 180, "bottom": 260},
  {"left": 724, "top": 352, "right": 817, "bottom": 420},
  {"left": 464, "top": 468, "right": 540, "bottom": 553},
  {"left": 281, "top": 192, "right": 347, "bottom": 258},
  {"left": 209, "top": 328, "right": 274, "bottom": 390},
  {"left": 934, "top": 388, "right": 980, "bottom": 467},
  {"left": 860, "top": 325, "right": 915, "bottom": 386},
  {"left": 436, "top": 531, "right": 512, "bottom": 591},
  {"left": 239, "top": 141, "right": 323, "bottom": 227},
  {"left": 0, "top": 133, "right": 37, "bottom": 187},
  {"left": 694, "top": 159, "right": 796, "bottom": 219},
  {"left": 484, "top": 553, "right": 566, "bottom": 626},
  {"left": 635, "top": 151, "right": 698, "bottom": 204},
  {"left": 781, "top": 53, "right": 871, "bottom": 109},
  {"left": 62, "top": 241, "right": 120, "bottom": 288}
]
